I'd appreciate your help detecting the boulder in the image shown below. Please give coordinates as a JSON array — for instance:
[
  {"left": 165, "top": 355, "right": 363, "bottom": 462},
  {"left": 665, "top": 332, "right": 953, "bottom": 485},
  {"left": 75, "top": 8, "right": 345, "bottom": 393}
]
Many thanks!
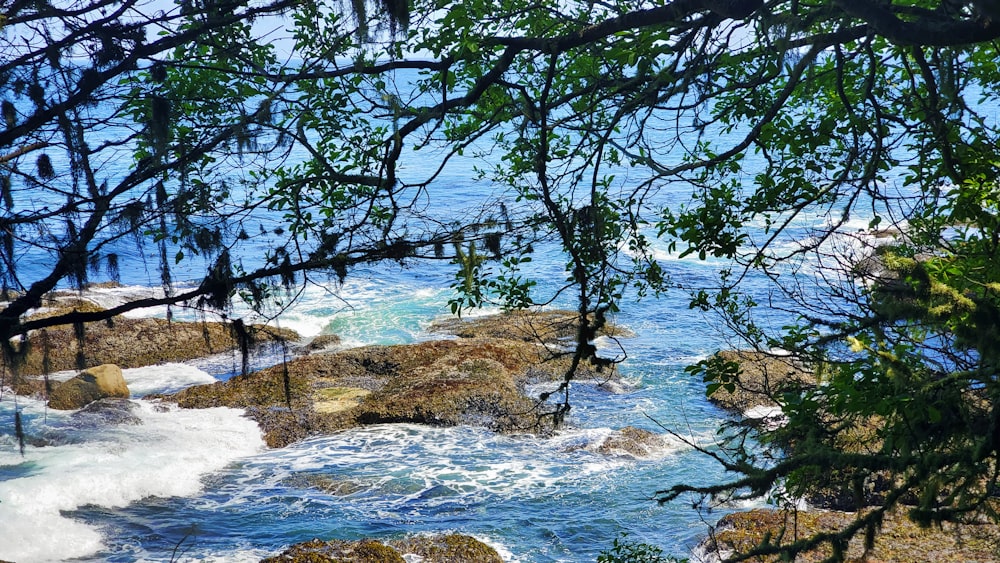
[
  {"left": 305, "top": 333, "right": 342, "bottom": 353},
  {"left": 261, "top": 534, "right": 503, "bottom": 563},
  {"left": 48, "top": 364, "right": 130, "bottom": 410}
]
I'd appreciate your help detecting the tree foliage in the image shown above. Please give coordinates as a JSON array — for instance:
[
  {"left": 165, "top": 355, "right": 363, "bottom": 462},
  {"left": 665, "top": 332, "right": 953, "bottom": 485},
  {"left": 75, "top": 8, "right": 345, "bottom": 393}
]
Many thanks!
[{"left": 3, "top": 0, "right": 1000, "bottom": 560}]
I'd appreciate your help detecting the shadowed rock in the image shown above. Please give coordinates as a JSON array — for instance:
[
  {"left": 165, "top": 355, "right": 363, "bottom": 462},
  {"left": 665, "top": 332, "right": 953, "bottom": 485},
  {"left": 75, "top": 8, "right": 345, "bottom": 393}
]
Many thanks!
[
  {"left": 26, "top": 317, "right": 297, "bottom": 374},
  {"left": 305, "top": 333, "right": 342, "bottom": 353},
  {"left": 9, "top": 312, "right": 297, "bottom": 396},
  {"left": 702, "top": 507, "right": 1000, "bottom": 563}
]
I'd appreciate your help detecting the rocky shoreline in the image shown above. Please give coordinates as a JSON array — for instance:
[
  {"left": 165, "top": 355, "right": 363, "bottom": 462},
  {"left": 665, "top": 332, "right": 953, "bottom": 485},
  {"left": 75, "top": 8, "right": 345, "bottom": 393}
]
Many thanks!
[
  {"left": 8, "top": 302, "right": 668, "bottom": 562},
  {"left": 13, "top": 295, "right": 996, "bottom": 562}
]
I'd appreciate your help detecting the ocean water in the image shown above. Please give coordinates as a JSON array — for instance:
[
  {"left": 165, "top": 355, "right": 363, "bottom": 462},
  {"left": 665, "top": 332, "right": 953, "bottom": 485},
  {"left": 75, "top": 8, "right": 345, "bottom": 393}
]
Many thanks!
[
  {"left": 0, "top": 267, "right": 739, "bottom": 562},
  {"left": 0, "top": 67, "right": 922, "bottom": 562}
]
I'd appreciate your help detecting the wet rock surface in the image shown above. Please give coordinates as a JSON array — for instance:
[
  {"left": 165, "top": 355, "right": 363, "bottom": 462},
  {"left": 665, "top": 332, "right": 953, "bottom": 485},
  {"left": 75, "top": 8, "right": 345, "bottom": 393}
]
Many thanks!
[
  {"left": 10, "top": 314, "right": 296, "bottom": 395},
  {"left": 428, "top": 308, "right": 635, "bottom": 343},
  {"left": 595, "top": 426, "right": 671, "bottom": 458}
]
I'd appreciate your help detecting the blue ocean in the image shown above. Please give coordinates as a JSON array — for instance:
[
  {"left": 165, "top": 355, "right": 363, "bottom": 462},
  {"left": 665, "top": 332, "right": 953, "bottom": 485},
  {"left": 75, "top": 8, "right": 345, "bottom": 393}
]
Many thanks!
[{"left": 0, "top": 66, "right": 912, "bottom": 562}]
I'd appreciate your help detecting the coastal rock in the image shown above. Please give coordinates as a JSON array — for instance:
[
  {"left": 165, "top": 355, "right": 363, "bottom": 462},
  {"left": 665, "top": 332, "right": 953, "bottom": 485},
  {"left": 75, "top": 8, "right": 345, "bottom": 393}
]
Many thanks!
[
  {"left": 48, "top": 364, "right": 130, "bottom": 410},
  {"left": 706, "top": 350, "right": 814, "bottom": 414},
  {"left": 158, "top": 336, "right": 603, "bottom": 447},
  {"left": 702, "top": 508, "right": 1000, "bottom": 563},
  {"left": 305, "top": 333, "right": 342, "bottom": 352},
  {"left": 428, "top": 309, "right": 635, "bottom": 344},
  {"left": 595, "top": 426, "right": 671, "bottom": 458},
  {"left": 261, "top": 534, "right": 503, "bottom": 563},
  {"left": 12, "top": 314, "right": 297, "bottom": 385},
  {"left": 261, "top": 538, "right": 405, "bottom": 562},
  {"left": 391, "top": 534, "right": 504, "bottom": 562},
  {"left": 282, "top": 473, "right": 367, "bottom": 496}
]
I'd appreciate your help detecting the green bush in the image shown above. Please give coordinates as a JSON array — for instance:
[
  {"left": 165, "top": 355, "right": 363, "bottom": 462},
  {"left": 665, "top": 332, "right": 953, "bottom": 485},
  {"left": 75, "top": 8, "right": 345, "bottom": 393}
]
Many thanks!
[{"left": 597, "top": 534, "right": 686, "bottom": 563}]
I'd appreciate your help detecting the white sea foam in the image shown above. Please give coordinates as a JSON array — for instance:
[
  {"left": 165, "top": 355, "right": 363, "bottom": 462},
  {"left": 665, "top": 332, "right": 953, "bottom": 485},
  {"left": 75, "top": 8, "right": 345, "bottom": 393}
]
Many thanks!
[
  {"left": 254, "top": 423, "right": 665, "bottom": 508},
  {"left": 123, "top": 363, "right": 218, "bottom": 397},
  {"left": 0, "top": 398, "right": 263, "bottom": 563}
]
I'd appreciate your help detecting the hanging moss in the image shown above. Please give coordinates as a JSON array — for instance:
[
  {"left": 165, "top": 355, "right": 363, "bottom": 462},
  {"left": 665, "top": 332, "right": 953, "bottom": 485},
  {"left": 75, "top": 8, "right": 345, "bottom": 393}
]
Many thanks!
[
  {"left": 1, "top": 100, "right": 15, "bottom": 127},
  {"left": 14, "top": 410, "right": 24, "bottom": 456},
  {"left": 36, "top": 153, "right": 54, "bottom": 179}
]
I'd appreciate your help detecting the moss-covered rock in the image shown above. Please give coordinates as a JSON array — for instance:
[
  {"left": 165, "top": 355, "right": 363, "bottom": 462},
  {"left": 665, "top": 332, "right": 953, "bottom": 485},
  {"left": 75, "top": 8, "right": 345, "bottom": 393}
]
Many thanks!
[
  {"left": 260, "top": 534, "right": 503, "bottom": 563},
  {"left": 260, "top": 538, "right": 406, "bottom": 563},
  {"left": 391, "top": 533, "right": 504, "bottom": 562},
  {"left": 705, "top": 508, "right": 1000, "bottom": 563}
]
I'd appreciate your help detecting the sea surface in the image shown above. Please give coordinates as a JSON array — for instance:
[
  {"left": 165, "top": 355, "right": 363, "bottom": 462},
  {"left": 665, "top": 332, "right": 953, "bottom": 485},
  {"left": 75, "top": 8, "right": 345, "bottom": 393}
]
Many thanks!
[{"left": 0, "top": 65, "right": 928, "bottom": 562}]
